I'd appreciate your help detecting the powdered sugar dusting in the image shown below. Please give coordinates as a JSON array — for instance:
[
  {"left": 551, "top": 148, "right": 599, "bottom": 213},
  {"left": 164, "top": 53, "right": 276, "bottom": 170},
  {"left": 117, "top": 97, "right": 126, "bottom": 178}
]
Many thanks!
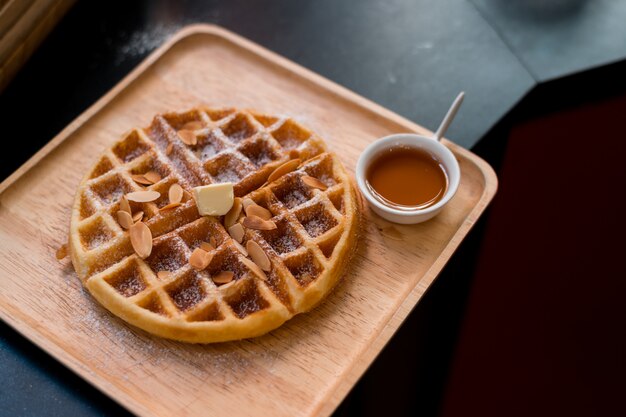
[
  {"left": 302, "top": 215, "right": 333, "bottom": 238},
  {"left": 280, "top": 188, "right": 308, "bottom": 208},
  {"left": 114, "top": 24, "right": 180, "bottom": 65},
  {"left": 213, "top": 167, "right": 241, "bottom": 183},
  {"left": 169, "top": 278, "right": 205, "bottom": 311}
]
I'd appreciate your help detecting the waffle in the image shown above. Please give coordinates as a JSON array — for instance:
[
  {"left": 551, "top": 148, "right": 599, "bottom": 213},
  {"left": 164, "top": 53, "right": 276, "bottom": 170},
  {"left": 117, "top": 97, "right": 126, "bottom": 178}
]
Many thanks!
[{"left": 68, "top": 107, "right": 359, "bottom": 343}]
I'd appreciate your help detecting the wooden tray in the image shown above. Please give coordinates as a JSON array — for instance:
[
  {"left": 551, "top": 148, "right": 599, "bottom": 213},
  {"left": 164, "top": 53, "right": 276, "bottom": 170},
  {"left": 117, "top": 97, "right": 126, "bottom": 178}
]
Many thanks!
[{"left": 0, "top": 25, "right": 497, "bottom": 417}]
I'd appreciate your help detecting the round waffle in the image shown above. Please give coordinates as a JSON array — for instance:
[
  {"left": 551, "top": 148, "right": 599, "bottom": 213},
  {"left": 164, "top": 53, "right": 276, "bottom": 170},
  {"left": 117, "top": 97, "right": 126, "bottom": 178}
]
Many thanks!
[{"left": 68, "top": 107, "right": 359, "bottom": 343}]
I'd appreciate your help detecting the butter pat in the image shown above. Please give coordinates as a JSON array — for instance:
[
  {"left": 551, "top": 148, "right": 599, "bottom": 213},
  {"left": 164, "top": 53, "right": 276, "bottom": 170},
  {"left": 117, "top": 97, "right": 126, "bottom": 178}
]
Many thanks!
[{"left": 192, "top": 183, "right": 234, "bottom": 216}]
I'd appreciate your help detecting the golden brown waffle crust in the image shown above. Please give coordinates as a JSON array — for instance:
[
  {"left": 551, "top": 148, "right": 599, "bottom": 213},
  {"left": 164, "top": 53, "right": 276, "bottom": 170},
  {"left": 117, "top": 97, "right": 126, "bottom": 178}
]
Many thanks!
[{"left": 69, "top": 107, "right": 359, "bottom": 343}]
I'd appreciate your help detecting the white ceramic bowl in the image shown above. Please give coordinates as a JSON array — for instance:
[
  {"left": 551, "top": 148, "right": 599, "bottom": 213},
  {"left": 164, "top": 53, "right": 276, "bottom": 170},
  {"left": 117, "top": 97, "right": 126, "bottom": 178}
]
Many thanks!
[{"left": 355, "top": 133, "right": 460, "bottom": 224}]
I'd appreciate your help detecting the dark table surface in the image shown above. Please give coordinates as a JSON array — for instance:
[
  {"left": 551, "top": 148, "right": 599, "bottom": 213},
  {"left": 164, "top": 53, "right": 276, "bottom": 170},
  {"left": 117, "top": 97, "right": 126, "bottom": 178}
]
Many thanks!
[{"left": 1, "top": 0, "right": 625, "bottom": 416}]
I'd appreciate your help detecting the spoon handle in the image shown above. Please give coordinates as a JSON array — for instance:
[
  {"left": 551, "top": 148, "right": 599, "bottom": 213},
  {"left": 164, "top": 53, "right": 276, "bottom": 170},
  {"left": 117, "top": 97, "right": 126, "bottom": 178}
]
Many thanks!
[{"left": 434, "top": 92, "right": 465, "bottom": 141}]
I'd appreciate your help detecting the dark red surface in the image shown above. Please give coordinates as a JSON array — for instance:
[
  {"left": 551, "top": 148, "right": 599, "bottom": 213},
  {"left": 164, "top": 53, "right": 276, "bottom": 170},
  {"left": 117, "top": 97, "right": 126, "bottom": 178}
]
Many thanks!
[{"left": 441, "top": 94, "right": 626, "bottom": 416}]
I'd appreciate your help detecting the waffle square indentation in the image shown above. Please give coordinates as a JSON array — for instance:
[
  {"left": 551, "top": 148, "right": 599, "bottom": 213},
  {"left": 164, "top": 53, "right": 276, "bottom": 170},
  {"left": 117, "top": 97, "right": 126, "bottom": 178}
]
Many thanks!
[
  {"left": 259, "top": 217, "right": 303, "bottom": 255},
  {"left": 165, "top": 270, "right": 207, "bottom": 312},
  {"left": 205, "top": 153, "right": 254, "bottom": 184},
  {"left": 223, "top": 279, "right": 269, "bottom": 319},
  {"left": 271, "top": 119, "right": 311, "bottom": 150},
  {"left": 112, "top": 130, "right": 151, "bottom": 163},
  {"left": 238, "top": 137, "right": 281, "bottom": 168},
  {"left": 284, "top": 250, "right": 323, "bottom": 286},
  {"left": 295, "top": 202, "right": 338, "bottom": 238},
  {"left": 79, "top": 216, "right": 116, "bottom": 250},
  {"left": 103, "top": 259, "right": 147, "bottom": 297},
  {"left": 129, "top": 152, "right": 171, "bottom": 179},
  {"left": 89, "top": 156, "right": 115, "bottom": 179},
  {"left": 178, "top": 218, "right": 227, "bottom": 252},
  {"left": 221, "top": 113, "right": 257, "bottom": 143},
  {"left": 191, "top": 132, "right": 226, "bottom": 162},
  {"left": 145, "top": 236, "right": 188, "bottom": 273},
  {"left": 90, "top": 174, "right": 133, "bottom": 207},
  {"left": 272, "top": 174, "right": 314, "bottom": 209}
]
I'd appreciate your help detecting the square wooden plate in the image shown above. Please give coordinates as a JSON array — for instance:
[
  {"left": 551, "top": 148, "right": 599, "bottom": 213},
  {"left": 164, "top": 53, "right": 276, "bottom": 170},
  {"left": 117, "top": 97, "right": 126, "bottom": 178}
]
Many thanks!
[{"left": 0, "top": 25, "right": 496, "bottom": 417}]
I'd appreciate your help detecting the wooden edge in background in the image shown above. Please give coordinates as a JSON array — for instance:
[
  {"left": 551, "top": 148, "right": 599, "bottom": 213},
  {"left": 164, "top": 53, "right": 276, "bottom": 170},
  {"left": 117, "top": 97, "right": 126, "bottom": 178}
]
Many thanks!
[
  {"left": 0, "top": 0, "right": 36, "bottom": 38},
  {"left": 0, "top": 0, "right": 75, "bottom": 92}
]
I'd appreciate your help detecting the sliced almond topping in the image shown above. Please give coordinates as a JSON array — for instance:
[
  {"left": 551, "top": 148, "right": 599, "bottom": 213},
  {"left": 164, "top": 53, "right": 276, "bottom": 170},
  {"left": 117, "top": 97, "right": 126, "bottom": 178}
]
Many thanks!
[
  {"left": 240, "top": 257, "right": 268, "bottom": 281},
  {"left": 209, "top": 236, "right": 217, "bottom": 248},
  {"left": 178, "top": 129, "right": 197, "bottom": 146},
  {"left": 129, "top": 222, "right": 152, "bottom": 259},
  {"left": 168, "top": 183, "right": 183, "bottom": 204},
  {"left": 246, "top": 240, "right": 271, "bottom": 271},
  {"left": 144, "top": 170, "right": 162, "bottom": 184},
  {"left": 267, "top": 158, "right": 301, "bottom": 183},
  {"left": 157, "top": 270, "right": 172, "bottom": 280},
  {"left": 289, "top": 149, "right": 300, "bottom": 159},
  {"left": 228, "top": 222, "right": 245, "bottom": 243},
  {"left": 182, "top": 121, "right": 204, "bottom": 131},
  {"left": 224, "top": 197, "right": 242, "bottom": 228},
  {"left": 131, "top": 174, "right": 153, "bottom": 185},
  {"left": 55, "top": 244, "right": 68, "bottom": 260},
  {"left": 233, "top": 240, "right": 248, "bottom": 256},
  {"left": 302, "top": 175, "right": 328, "bottom": 191},
  {"left": 189, "top": 248, "right": 213, "bottom": 270},
  {"left": 126, "top": 190, "right": 160, "bottom": 203},
  {"left": 200, "top": 241, "right": 214, "bottom": 252},
  {"left": 245, "top": 204, "right": 272, "bottom": 221},
  {"left": 159, "top": 202, "right": 182, "bottom": 211},
  {"left": 213, "top": 271, "right": 234, "bottom": 285},
  {"left": 165, "top": 143, "right": 174, "bottom": 155},
  {"left": 116, "top": 210, "right": 134, "bottom": 230},
  {"left": 132, "top": 211, "right": 144, "bottom": 223},
  {"left": 242, "top": 197, "right": 255, "bottom": 210},
  {"left": 119, "top": 196, "right": 131, "bottom": 215},
  {"left": 242, "top": 215, "right": 277, "bottom": 231}
]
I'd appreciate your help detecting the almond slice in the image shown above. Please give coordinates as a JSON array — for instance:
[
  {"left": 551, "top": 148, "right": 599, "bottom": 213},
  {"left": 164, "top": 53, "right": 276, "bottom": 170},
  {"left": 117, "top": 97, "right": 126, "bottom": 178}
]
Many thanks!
[
  {"left": 189, "top": 248, "right": 213, "bottom": 270},
  {"left": 144, "top": 170, "right": 162, "bottom": 184},
  {"left": 267, "top": 158, "right": 301, "bottom": 183},
  {"left": 240, "top": 257, "right": 268, "bottom": 281},
  {"left": 55, "top": 244, "right": 68, "bottom": 260},
  {"left": 246, "top": 240, "right": 271, "bottom": 271},
  {"left": 242, "top": 197, "right": 255, "bottom": 210},
  {"left": 242, "top": 215, "right": 277, "bottom": 231},
  {"left": 200, "top": 241, "right": 214, "bottom": 252},
  {"left": 212, "top": 271, "right": 234, "bottom": 285},
  {"left": 157, "top": 270, "right": 172, "bottom": 280},
  {"left": 159, "top": 202, "right": 182, "bottom": 211},
  {"left": 126, "top": 190, "right": 160, "bottom": 203},
  {"left": 116, "top": 210, "right": 134, "bottom": 230},
  {"left": 228, "top": 223, "right": 245, "bottom": 243},
  {"left": 119, "top": 196, "right": 131, "bottom": 215},
  {"left": 131, "top": 174, "right": 153, "bottom": 185},
  {"left": 224, "top": 197, "right": 242, "bottom": 228},
  {"left": 302, "top": 175, "right": 328, "bottom": 191},
  {"left": 245, "top": 204, "right": 272, "bottom": 221},
  {"left": 182, "top": 121, "right": 204, "bottom": 131},
  {"left": 129, "top": 222, "right": 152, "bottom": 259},
  {"left": 178, "top": 129, "right": 197, "bottom": 146},
  {"left": 132, "top": 211, "right": 144, "bottom": 223},
  {"left": 168, "top": 183, "right": 183, "bottom": 204},
  {"left": 209, "top": 236, "right": 217, "bottom": 248},
  {"left": 165, "top": 143, "right": 174, "bottom": 155},
  {"left": 289, "top": 149, "right": 300, "bottom": 159},
  {"left": 233, "top": 240, "right": 248, "bottom": 256}
]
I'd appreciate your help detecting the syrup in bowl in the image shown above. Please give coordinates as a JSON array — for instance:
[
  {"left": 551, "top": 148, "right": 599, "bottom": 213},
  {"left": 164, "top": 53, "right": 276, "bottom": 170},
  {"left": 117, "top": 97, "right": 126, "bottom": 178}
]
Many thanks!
[{"left": 365, "top": 146, "right": 449, "bottom": 210}]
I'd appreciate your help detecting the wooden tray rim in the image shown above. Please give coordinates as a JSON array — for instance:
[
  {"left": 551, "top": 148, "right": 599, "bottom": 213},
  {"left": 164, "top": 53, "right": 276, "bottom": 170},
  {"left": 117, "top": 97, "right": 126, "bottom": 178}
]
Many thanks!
[{"left": 0, "top": 24, "right": 498, "bottom": 417}]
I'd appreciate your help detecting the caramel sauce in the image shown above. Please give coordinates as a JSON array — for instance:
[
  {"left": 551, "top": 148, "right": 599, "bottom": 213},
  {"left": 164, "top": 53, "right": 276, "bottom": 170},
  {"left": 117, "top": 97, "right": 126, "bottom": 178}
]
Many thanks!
[{"left": 366, "top": 146, "right": 448, "bottom": 210}]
